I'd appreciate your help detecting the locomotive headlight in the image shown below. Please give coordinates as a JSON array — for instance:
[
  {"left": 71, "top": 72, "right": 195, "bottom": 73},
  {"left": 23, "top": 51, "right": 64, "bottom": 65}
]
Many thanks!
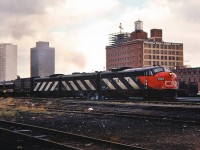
[
  {"left": 157, "top": 77, "right": 165, "bottom": 81},
  {"left": 169, "top": 72, "right": 172, "bottom": 76}
]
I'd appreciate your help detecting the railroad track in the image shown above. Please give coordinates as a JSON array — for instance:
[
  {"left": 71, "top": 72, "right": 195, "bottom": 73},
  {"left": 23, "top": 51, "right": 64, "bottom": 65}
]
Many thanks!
[
  {"left": 1, "top": 98, "right": 200, "bottom": 125},
  {"left": 42, "top": 108, "right": 200, "bottom": 125},
  {"left": 4, "top": 97, "right": 200, "bottom": 110},
  {"left": 0, "top": 120, "right": 145, "bottom": 150}
]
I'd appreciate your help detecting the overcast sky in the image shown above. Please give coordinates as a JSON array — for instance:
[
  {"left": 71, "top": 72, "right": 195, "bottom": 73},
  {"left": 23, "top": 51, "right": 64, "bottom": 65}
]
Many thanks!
[{"left": 1, "top": 0, "right": 200, "bottom": 77}]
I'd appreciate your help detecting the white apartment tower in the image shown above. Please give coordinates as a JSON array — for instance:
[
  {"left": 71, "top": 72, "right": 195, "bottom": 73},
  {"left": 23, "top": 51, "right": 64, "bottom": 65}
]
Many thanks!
[
  {"left": 31, "top": 41, "right": 55, "bottom": 77},
  {"left": 0, "top": 43, "right": 17, "bottom": 81}
]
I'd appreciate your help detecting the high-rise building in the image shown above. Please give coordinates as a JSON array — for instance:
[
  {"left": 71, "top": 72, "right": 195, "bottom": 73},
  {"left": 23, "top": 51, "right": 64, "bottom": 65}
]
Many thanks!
[
  {"left": 0, "top": 43, "right": 17, "bottom": 81},
  {"left": 106, "top": 20, "right": 184, "bottom": 70},
  {"left": 31, "top": 41, "right": 55, "bottom": 77}
]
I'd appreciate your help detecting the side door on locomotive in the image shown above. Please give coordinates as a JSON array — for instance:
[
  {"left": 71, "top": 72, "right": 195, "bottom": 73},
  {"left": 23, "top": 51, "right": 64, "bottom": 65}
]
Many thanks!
[{"left": 60, "top": 72, "right": 100, "bottom": 99}]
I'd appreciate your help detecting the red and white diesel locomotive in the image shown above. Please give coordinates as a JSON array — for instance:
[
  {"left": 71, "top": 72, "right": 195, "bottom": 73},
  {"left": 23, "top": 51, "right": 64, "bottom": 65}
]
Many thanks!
[
  {"left": 0, "top": 66, "right": 178, "bottom": 100},
  {"left": 100, "top": 66, "right": 177, "bottom": 100}
]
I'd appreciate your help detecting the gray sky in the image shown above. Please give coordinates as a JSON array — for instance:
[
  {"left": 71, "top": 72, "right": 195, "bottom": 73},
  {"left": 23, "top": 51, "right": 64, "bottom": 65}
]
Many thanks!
[{"left": 0, "top": 0, "right": 200, "bottom": 77}]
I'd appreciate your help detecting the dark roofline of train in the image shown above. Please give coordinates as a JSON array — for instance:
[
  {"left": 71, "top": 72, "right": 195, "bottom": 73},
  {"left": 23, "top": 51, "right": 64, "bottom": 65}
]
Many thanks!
[
  {"left": 2, "top": 66, "right": 167, "bottom": 82},
  {"left": 104, "top": 66, "right": 166, "bottom": 73}
]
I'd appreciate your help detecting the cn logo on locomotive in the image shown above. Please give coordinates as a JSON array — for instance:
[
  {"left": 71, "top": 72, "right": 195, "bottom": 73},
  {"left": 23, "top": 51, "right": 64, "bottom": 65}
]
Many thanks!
[{"left": 165, "top": 81, "right": 177, "bottom": 88}]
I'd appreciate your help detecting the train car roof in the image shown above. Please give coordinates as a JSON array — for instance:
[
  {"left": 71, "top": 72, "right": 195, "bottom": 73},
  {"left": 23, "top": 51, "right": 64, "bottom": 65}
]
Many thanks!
[
  {"left": 103, "top": 66, "right": 166, "bottom": 74},
  {"left": 62, "top": 72, "right": 99, "bottom": 78},
  {"left": 15, "top": 77, "right": 38, "bottom": 80},
  {"left": 0, "top": 80, "right": 14, "bottom": 85}
]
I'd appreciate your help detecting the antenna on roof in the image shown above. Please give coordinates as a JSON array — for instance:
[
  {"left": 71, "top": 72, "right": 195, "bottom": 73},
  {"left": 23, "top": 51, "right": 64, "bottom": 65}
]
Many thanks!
[{"left": 119, "top": 23, "right": 123, "bottom": 33}]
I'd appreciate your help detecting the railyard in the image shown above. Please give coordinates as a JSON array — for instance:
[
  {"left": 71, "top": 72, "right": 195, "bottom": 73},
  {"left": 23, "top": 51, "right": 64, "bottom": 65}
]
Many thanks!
[{"left": 0, "top": 97, "right": 200, "bottom": 149}]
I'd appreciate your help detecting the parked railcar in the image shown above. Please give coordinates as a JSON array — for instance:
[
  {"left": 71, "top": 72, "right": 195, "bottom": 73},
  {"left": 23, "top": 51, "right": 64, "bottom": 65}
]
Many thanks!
[
  {"left": 100, "top": 66, "right": 177, "bottom": 100},
  {"left": 14, "top": 77, "right": 36, "bottom": 97},
  {"left": 60, "top": 72, "right": 100, "bottom": 98},
  {"left": 32, "top": 74, "right": 63, "bottom": 97},
  {"left": 178, "top": 81, "right": 198, "bottom": 96},
  {"left": 0, "top": 80, "right": 14, "bottom": 97}
]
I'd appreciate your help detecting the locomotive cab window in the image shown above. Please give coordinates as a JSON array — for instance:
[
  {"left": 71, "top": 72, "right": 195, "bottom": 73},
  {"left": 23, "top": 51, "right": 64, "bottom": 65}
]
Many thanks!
[{"left": 153, "top": 67, "right": 165, "bottom": 74}]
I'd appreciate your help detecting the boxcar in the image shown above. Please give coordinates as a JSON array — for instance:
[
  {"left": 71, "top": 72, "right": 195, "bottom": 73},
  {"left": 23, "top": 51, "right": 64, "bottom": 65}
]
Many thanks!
[{"left": 14, "top": 77, "right": 35, "bottom": 96}]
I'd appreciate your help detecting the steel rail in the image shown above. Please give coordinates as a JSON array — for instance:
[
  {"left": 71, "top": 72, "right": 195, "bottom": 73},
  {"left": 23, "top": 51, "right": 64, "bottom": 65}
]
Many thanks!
[
  {"left": 41, "top": 107, "right": 200, "bottom": 126},
  {"left": 0, "top": 120, "right": 146, "bottom": 150}
]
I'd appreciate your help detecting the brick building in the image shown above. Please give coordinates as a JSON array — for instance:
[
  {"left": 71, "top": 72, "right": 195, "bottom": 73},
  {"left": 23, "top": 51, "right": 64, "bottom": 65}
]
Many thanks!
[
  {"left": 106, "top": 20, "right": 184, "bottom": 70},
  {"left": 173, "top": 67, "right": 200, "bottom": 93}
]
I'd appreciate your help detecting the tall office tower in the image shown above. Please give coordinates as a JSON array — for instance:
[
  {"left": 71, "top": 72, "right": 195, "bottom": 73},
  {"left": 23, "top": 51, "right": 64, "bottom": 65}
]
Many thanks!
[
  {"left": 106, "top": 20, "right": 184, "bottom": 70},
  {"left": 31, "top": 41, "right": 55, "bottom": 77},
  {"left": 0, "top": 43, "right": 17, "bottom": 81}
]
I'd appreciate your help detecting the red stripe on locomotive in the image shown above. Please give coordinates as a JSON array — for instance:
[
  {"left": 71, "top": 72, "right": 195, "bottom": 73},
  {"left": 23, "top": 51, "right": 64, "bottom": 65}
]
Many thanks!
[{"left": 138, "top": 72, "right": 178, "bottom": 90}]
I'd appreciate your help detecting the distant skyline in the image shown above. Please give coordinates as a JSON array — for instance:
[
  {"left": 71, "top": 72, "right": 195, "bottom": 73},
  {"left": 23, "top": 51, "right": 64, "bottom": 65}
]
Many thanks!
[{"left": 0, "top": 0, "right": 200, "bottom": 77}]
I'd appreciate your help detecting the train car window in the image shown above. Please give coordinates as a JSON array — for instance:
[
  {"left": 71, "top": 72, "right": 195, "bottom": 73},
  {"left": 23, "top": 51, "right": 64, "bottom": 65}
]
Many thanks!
[{"left": 153, "top": 67, "right": 164, "bottom": 74}]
